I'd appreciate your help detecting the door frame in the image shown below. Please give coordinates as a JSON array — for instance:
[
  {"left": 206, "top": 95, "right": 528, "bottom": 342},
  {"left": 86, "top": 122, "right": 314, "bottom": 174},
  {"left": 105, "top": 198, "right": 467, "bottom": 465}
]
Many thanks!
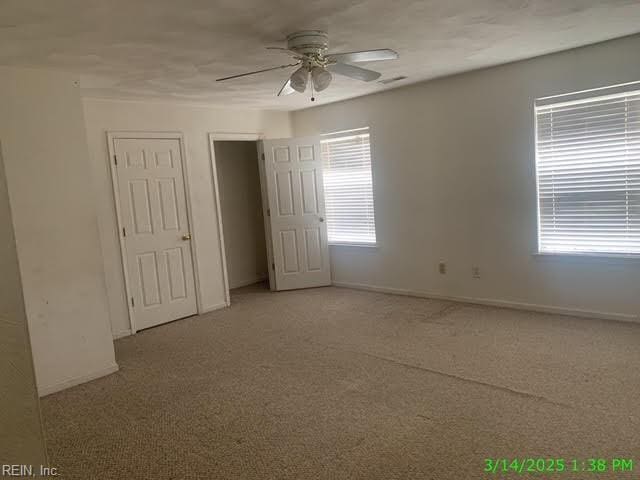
[
  {"left": 107, "top": 131, "right": 202, "bottom": 334},
  {"left": 207, "top": 132, "right": 273, "bottom": 306}
]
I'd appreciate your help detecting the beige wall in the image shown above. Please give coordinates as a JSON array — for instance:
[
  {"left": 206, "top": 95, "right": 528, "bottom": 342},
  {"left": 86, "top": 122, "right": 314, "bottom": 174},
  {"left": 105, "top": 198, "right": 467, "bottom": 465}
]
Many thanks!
[
  {"left": 0, "top": 143, "right": 47, "bottom": 464},
  {"left": 292, "top": 34, "right": 640, "bottom": 321},
  {"left": 0, "top": 67, "right": 117, "bottom": 395},
  {"left": 82, "top": 99, "right": 291, "bottom": 336},
  {"left": 214, "top": 141, "right": 267, "bottom": 289}
]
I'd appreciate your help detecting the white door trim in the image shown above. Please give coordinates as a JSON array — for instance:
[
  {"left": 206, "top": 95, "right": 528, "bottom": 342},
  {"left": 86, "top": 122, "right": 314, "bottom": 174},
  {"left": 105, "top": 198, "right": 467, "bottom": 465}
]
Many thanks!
[
  {"left": 107, "top": 131, "right": 202, "bottom": 334},
  {"left": 207, "top": 132, "right": 266, "bottom": 306}
]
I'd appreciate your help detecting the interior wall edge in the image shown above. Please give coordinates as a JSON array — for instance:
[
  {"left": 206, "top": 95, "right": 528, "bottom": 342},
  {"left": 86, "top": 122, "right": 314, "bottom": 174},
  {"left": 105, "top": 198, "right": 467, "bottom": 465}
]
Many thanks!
[
  {"left": 0, "top": 138, "right": 48, "bottom": 464},
  {"left": 0, "top": 66, "right": 117, "bottom": 394}
]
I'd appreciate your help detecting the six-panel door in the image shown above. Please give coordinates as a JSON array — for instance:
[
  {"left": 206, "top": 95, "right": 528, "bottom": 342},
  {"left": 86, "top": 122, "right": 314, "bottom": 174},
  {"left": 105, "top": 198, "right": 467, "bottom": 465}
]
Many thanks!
[
  {"left": 261, "top": 137, "right": 331, "bottom": 290},
  {"left": 114, "top": 137, "right": 197, "bottom": 330}
]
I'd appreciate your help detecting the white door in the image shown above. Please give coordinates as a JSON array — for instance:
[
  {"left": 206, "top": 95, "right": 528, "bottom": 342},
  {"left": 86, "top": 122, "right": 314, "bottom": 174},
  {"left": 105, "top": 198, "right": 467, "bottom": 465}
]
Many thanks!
[
  {"left": 260, "top": 137, "right": 331, "bottom": 290},
  {"left": 113, "top": 137, "right": 197, "bottom": 330}
]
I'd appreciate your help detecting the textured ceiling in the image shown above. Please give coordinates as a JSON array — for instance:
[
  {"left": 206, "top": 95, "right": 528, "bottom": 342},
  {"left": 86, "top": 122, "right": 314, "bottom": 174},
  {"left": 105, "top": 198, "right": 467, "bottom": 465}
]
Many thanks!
[{"left": 2, "top": 1, "right": 640, "bottom": 111}]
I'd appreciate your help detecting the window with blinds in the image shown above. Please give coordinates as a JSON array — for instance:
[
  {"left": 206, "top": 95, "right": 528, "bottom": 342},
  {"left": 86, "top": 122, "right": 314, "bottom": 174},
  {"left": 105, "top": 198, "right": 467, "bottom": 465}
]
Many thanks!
[
  {"left": 320, "top": 127, "right": 376, "bottom": 245},
  {"left": 535, "top": 84, "right": 640, "bottom": 256}
]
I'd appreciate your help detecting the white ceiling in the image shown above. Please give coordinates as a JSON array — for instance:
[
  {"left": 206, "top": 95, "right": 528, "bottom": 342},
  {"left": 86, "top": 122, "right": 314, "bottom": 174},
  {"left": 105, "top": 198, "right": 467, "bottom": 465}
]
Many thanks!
[{"left": 2, "top": 0, "right": 640, "bottom": 111}]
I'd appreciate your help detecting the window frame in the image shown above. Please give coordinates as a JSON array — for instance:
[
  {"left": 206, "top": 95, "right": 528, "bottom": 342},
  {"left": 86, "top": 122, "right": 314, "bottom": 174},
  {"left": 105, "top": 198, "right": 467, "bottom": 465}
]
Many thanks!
[
  {"left": 533, "top": 81, "right": 640, "bottom": 259},
  {"left": 320, "top": 127, "right": 378, "bottom": 247}
]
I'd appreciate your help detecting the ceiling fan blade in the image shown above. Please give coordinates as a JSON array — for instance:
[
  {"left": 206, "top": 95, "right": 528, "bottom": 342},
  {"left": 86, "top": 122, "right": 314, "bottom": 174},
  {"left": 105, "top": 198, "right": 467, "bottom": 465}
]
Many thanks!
[
  {"left": 327, "top": 63, "right": 381, "bottom": 82},
  {"left": 216, "top": 63, "right": 299, "bottom": 82},
  {"left": 277, "top": 78, "right": 295, "bottom": 96},
  {"left": 327, "top": 49, "right": 398, "bottom": 63}
]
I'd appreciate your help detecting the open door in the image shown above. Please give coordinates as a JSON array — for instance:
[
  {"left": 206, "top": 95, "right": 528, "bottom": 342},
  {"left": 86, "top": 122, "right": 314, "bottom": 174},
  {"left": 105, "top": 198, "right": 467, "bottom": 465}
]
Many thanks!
[{"left": 259, "top": 137, "right": 331, "bottom": 290}]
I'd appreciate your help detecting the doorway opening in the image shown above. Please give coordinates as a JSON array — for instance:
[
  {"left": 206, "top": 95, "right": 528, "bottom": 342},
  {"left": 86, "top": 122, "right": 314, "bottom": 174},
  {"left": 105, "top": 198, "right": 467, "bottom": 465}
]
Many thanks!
[
  {"left": 213, "top": 141, "right": 269, "bottom": 295},
  {"left": 210, "top": 133, "right": 331, "bottom": 306}
]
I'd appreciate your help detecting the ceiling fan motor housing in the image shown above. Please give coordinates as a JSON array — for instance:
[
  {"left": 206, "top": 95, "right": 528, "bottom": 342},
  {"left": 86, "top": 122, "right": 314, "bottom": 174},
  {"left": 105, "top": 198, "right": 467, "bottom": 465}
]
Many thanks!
[{"left": 286, "top": 30, "right": 329, "bottom": 56}]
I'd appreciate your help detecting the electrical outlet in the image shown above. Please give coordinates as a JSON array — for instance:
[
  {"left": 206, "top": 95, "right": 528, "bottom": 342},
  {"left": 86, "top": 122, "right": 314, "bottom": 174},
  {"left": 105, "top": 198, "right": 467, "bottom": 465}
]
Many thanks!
[
  {"left": 438, "top": 262, "right": 446, "bottom": 274},
  {"left": 472, "top": 266, "right": 481, "bottom": 279}
]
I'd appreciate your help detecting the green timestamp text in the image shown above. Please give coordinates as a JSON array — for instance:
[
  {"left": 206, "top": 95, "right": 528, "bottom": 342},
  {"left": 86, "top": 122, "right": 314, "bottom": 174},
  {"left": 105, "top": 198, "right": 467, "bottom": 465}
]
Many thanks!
[{"left": 484, "top": 458, "right": 634, "bottom": 475}]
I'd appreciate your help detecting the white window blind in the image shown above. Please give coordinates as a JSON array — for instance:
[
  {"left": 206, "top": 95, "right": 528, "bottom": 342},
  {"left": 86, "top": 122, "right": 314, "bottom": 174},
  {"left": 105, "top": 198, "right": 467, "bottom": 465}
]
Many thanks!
[
  {"left": 535, "top": 84, "right": 640, "bottom": 256},
  {"left": 321, "top": 127, "right": 376, "bottom": 245}
]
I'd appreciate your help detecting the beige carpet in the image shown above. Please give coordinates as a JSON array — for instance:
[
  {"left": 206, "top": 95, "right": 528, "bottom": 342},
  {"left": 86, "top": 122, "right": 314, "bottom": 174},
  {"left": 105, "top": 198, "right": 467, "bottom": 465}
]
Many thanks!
[{"left": 41, "top": 284, "right": 640, "bottom": 479}]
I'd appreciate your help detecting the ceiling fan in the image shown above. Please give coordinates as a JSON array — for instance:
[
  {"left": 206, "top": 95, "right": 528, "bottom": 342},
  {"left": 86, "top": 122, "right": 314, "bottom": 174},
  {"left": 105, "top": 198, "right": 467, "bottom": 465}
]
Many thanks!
[{"left": 215, "top": 31, "right": 398, "bottom": 100}]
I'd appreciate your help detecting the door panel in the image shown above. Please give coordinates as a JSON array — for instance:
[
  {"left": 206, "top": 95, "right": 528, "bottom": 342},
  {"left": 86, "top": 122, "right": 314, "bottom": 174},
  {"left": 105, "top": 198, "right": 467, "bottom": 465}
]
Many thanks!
[
  {"left": 275, "top": 171, "right": 295, "bottom": 216},
  {"left": 304, "top": 228, "right": 322, "bottom": 271},
  {"left": 137, "top": 252, "right": 161, "bottom": 306},
  {"left": 158, "top": 178, "right": 180, "bottom": 230},
  {"left": 164, "top": 247, "right": 188, "bottom": 299},
  {"left": 300, "top": 169, "right": 320, "bottom": 214},
  {"left": 129, "top": 180, "right": 153, "bottom": 234},
  {"left": 114, "top": 137, "right": 197, "bottom": 330},
  {"left": 260, "top": 137, "right": 331, "bottom": 290},
  {"left": 280, "top": 229, "right": 300, "bottom": 273}
]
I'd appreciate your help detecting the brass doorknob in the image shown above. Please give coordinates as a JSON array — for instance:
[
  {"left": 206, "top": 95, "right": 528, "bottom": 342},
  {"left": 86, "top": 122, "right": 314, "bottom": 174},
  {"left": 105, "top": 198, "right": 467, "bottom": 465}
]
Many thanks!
[{"left": 182, "top": 233, "right": 192, "bottom": 241}]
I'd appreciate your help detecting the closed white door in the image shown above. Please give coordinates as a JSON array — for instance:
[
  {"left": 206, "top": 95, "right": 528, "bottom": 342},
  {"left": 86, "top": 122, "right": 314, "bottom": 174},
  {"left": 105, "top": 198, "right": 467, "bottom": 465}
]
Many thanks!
[
  {"left": 113, "top": 137, "right": 197, "bottom": 330},
  {"left": 260, "top": 137, "right": 331, "bottom": 290}
]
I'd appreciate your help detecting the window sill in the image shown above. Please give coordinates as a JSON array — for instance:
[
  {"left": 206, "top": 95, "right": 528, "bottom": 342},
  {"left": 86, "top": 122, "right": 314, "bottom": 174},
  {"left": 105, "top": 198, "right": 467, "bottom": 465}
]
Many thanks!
[
  {"left": 329, "top": 242, "right": 378, "bottom": 249},
  {"left": 533, "top": 252, "right": 640, "bottom": 264}
]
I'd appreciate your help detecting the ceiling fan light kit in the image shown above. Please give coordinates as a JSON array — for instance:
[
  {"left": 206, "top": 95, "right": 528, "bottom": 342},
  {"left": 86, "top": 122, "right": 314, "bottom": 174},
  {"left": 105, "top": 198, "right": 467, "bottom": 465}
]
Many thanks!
[
  {"left": 290, "top": 66, "right": 309, "bottom": 93},
  {"left": 215, "top": 30, "right": 398, "bottom": 101},
  {"left": 311, "top": 66, "right": 332, "bottom": 92}
]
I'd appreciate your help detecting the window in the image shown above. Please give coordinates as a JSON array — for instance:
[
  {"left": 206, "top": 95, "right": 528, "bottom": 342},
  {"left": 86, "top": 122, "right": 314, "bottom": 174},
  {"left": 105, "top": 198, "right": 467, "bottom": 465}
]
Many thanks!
[
  {"left": 321, "top": 127, "right": 376, "bottom": 245},
  {"left": 535, "top": 83, "right": 640, "bottom": 256}
]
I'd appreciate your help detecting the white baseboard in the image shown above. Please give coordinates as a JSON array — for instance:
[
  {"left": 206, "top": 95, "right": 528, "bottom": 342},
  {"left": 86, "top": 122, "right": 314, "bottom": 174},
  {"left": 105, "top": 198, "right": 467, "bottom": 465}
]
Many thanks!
[
  {"left": 112, "top": 329, "right": 132, "bottom": 339},
  {"left": 229, "top": 275, "right": 268, "bottom": 290},
  {"left": 38, "top": 363, "right": 119, "bottom": 397},
  {"left": 332, "top": 281, "right": 638, "bottom": 324},
  {"left": 200, "top": 301, "right": 230, "bottom": 314},
  {"left": 113, "top": 301, "right": 231, "bottom": 339}
]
